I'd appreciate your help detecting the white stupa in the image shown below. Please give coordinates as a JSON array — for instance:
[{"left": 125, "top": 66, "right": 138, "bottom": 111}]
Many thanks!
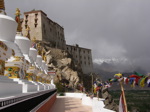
[
  {"left": 0, "top": 13, "right": 23, "bottom": 97},
  {"left": 29, "top": 47, "right": 38, "bottom": 66},
  {"left": 1, "top": 14, "right": 25, "bottom": 79},
  {"left": 15, "top": 33, "right": 39, "bottom": 92},
  {"left": 0, "top": 15, "right": 23, "bottom": 57},
  {"left": 29, "top": 48, "right": 45, "bottom": 91},
  {"left": 29, "top": 47, "right": 38, "bottom": 80},
  {"left": 15, "top": 35, "right": 31, "bottom": 65}
]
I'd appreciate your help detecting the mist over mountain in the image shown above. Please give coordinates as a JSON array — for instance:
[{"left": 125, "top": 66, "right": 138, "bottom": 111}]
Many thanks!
[{"left": 93, "top": 59, "right": 147, "bottom": 81}]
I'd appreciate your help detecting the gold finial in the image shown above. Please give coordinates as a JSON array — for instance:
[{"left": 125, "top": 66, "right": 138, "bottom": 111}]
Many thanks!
[
  {"left": 0, "top": 0, "right": 6, "bottom": 14},
  {"left": 42, "top": 48, "right": 46, "bottom": 61},
  {"left": 31, "top": 37, "right": 36, "bottom": 48},
  {"left": 44, "top": 55, "right": 47, "bottom": 62},
  {"left": 32, "top": 37, "right": 36, "bottom": 42},
  {"left": 15, "top": 8, "right": 22, "bottom": 32},
  {"left": 37, "top": 43, "right": 42, "bottom": 55},
  {"left": 25, "top": 25, "right": 30, "bottom": 39}
]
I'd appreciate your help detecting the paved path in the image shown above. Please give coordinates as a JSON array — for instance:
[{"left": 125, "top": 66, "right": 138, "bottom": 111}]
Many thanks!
[{"left": 49, "top": 96, "right": 92, "bottom": 112}]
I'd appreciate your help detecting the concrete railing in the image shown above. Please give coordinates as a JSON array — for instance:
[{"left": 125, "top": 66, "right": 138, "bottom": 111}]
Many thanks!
[
  {"left": 0, "top": 89, "right": 57, "bottom": 112},
  {"left": 31, "top": 92, "right": 57, "bottom": 112}
]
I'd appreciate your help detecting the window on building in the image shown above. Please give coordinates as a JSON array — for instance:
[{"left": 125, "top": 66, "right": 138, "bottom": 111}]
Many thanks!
[
  {"left": 35, "top": 23, "right": 38, "bottom": 28},
  {"left": 81, "top": 61, "right": 82, "bottom": 64},
  {"left": 43, "top": 24, "right": 45, "bottom": 29},
  {"left": 76, "top": 55, "right": 78, "bottom": 58},
  {"left": 25, "top": 20, "right": 28, "bottom": 24},
  {"left": 35, "top": 19, "right": 38, "bottom": 23},
  {"left": 84, "top": 56, "right": 86, "bottom": 60},
  {"left": 20, "top": 20, "right": 23, "bottom": 24},
  {"left": 35, "top": 13, "right": 38, "bottom": 18},
  {"left": 85, "top": 62, "right": 86, "bottom": 65},
  {"left": 80, "top": 56, "right": 82, "bottom": 58},
  {"left": 44, "top": 29, "right": 46, "bottom": 34},
  {"left": 25, "top": 24, "right": 27, "bottom": 29},
  {"left": 84, "top": 50, "right": 85, "bottom": 53},
  {"left": 34, "top": 16, "right": 38, "bottom": 28},
  {"left": 25, "top": 15, "right": 28, "bottom": 19}
]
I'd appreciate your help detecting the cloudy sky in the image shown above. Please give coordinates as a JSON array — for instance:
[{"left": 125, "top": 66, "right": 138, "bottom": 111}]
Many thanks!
[{"left": 5, "top": 0, "right": 150, "bottom": 71}]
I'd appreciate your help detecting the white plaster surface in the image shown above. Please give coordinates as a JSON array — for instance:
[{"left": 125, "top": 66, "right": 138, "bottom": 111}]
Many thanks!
[
  {"left": 29, "top": 48, "right": 38, "bottom": 63},
  {"left": 13, "top": 78, "right": 38, "bottom": 93},
  {"left": 2, "top": 41, "right": 23, "bottom": 57},
  {"left": 0, "top": 15, "right": 17, "bottom": 42},
  {"left": 0, "top": 76, "right": 22, "bottom": 97},
  {"left": 15, "top": 35, "right": 31, "bottom": 55},
  {"left": 36, "top": 55, "right": 42, "bottom": 67}
]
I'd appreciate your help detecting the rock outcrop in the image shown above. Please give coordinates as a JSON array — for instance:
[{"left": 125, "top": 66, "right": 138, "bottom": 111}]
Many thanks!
[
  {"left": 100, "top": 86, "right": 118, "bottom": 111},
  {"left": 34, "top": 41, "right": 81, "bottom": 88}
]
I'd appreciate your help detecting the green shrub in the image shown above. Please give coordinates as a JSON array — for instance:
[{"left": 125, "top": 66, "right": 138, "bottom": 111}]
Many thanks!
[{"left": 55, "top": 82, "right": 65, "bottom": 93}]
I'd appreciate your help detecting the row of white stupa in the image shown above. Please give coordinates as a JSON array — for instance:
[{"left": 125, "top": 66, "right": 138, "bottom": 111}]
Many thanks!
[{"left": 0, "top": 13, "right": 55, "bottom": 97}]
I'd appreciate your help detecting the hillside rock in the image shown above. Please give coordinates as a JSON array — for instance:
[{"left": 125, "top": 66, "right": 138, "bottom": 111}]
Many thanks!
[
  {"left": 100, "top": 86, "right": 118, "bottom": 111},
  {"left": 35, "top": 41, "right": 81, "bottom": 88}
]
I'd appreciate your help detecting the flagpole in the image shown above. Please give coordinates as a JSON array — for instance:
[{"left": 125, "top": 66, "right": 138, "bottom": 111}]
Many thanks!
[{"left": 120, "top": 81, "right": 128, "bottom": 112}]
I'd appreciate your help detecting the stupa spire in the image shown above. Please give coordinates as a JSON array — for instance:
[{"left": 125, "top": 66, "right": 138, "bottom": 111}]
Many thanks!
[
  {"left": 25, "top": 25, "right": 31, "bottom": 39},
  {"left": 15, "top": 8, "right": 22, "bottom": 32},
  {"left": 0, "top": 0, "right": 6, "bottom": 14}
]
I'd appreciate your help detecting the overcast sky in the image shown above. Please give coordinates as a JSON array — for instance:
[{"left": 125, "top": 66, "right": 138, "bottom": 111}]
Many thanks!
[{"left": 5, "top": 0, "right": 150, "bottom": 71}]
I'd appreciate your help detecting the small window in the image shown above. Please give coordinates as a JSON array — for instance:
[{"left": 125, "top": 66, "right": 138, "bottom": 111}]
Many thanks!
[
  {"left": 35, "top": 13, "right": 38, "bottom": 17},
  {"left": 25, "top": 20, "right": 28, "bottom": 24},
  {"left": 35, "top": 23, "right": 38, "bottom": 28},
  {"left": 25, "top": 24, "right": 27, "bottom": 29},
  {"left": 43, "top": 24, "right": 45, "bottom": 28},
  {"left": 44, "top": 29, "right": 46, "bottom": 34},
  {"left": 25, "top": 15, "right": 28, "bottom": 19}
]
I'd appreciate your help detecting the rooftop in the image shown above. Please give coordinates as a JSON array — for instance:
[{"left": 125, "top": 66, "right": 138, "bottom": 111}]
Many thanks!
[
  {"left": 66, "top": 44, "right": 91, "bottom": 51},
  {"left": 24, "top": 10, "right": 64, "bottom": 29}
]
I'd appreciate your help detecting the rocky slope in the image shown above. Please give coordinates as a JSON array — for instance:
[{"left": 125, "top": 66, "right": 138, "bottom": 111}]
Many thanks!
[{"left": 35, "top": 41, "right": 83, "bottom": 88}]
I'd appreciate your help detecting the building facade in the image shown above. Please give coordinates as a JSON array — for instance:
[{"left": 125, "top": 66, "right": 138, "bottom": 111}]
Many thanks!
[
  {"left": 66, "top": 44, "right": 93, "bottom": 74},
  {"left": 21, "top": 10, "right": 66, "bottom": 50},
  {"left": 21, "top": 10, "right": 93, "bottom": 74}
]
